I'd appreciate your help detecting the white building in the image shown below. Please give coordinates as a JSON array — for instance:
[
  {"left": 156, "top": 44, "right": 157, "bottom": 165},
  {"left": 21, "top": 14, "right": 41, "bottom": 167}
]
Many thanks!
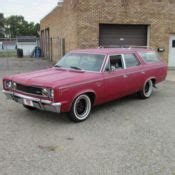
[
  {"left": 16, "top": 36, "right": 38, "bottom": 56},
  {"left": 0, "top": 42, "right": 3, "bottom": 50},
  {"left": 2, "top": 40, "right": 16, "bottom": 50}
]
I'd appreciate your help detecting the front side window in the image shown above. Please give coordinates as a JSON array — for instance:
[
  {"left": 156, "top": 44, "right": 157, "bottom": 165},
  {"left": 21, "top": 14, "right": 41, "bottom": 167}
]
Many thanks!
[
  {"left": 139, "top": 51, "right": 160, "bottom": 63},
  {"left": 106, "top": 55, "right": 124, "bottom": 71},
  {"left": 55, "top": 53, "right": 105, "bottom": 72},
  {"left": 124, "top": 54, "right": 140, "bottom": 68}
]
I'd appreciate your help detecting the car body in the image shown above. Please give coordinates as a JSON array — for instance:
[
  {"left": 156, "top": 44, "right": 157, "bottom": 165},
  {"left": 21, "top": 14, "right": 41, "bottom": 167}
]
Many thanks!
[{"left": 2, "top": 48, "right": 167, "bottom": 122}]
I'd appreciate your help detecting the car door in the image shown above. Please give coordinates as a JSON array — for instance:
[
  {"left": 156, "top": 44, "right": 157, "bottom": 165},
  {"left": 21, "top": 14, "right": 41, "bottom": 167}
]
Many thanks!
[
  {"left": 102, "top": 54, "right": 128, "bottom": 101},
  {"left": 123, "top": 53, "right": 146, "bottom": 94}
]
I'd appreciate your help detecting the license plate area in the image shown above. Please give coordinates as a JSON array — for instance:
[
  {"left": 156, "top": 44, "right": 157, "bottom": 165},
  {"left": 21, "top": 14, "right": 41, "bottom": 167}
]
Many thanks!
[{"left": 23, "top": 99, "right": 34, "bottom": 107}]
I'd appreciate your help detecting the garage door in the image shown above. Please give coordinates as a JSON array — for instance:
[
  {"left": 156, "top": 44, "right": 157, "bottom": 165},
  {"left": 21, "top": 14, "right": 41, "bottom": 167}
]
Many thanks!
[{"left": 99, "top": 24, "right": 148, "bottom": 47}]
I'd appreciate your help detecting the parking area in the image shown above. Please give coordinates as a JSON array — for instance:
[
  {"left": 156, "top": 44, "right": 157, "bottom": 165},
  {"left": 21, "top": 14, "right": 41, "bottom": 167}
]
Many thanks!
[{"left": 0, "top": 57, "right": 175, "bottom": 175}]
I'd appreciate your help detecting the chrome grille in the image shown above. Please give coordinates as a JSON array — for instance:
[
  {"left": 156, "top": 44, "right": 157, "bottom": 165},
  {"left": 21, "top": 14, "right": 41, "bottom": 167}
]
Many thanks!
[{"left": 16, "top": 83, "right": 42, "bottom": 96}]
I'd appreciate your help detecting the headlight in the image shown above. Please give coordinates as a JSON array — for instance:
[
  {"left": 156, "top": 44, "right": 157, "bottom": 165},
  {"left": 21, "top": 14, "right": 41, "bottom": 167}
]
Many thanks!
[
  {"left": 5, "top": 80, "right": 12, "bottom": 89},
  {"left": 42, "top": 88, "right": 54, "bottom": 98},
  {"left": 4, "top": 80, "right": 17, "bottom": 89}
]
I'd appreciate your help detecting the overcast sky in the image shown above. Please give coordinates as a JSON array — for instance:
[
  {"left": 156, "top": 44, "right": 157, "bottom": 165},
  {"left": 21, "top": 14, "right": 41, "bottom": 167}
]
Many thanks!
[{"left": 0, "top": 0, "right": 59, "bottom": 23}]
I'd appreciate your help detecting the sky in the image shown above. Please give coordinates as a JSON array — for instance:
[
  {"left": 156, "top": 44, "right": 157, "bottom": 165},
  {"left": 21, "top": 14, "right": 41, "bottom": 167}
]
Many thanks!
[{"left": 0, "top": 0, "right": 60, "bottom": 23}]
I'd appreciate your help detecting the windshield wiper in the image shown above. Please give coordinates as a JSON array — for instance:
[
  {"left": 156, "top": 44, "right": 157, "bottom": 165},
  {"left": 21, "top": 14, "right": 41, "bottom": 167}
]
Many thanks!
[{"left": 70, "top": 66, "right": 82, "bottom": 70}]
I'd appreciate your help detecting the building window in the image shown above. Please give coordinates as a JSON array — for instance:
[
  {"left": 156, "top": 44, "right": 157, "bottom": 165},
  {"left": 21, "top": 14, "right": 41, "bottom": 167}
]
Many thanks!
[{"left": 172, "top": 40, "right": 175, "bottom": 48}]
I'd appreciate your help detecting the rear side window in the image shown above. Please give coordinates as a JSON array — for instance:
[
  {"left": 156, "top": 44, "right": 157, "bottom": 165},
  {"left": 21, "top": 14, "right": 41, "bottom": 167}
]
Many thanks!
[
  {"left": 124, "top": 54, "right": 140, "bottom": 68},
  {"left": 139, "top": 51, "right": 160, "bottom": 63}
]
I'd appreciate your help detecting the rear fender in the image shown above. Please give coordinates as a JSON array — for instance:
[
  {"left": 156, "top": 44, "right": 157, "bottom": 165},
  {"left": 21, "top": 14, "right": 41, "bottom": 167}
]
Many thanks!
[{"left": 143, "top": 76, "right": 156, "bottom": 88}]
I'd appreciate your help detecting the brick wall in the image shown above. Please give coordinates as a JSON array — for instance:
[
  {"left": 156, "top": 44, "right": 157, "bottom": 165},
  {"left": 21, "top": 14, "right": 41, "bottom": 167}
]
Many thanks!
[
  {"left": 40, "top": 0, "right": 79, "bottom": 61},
  {"left": 40, "top": 0, "right": 175, "bottom": 62},
  {"left": 77, "top": 0, "right": 175, "bottom": 61}
]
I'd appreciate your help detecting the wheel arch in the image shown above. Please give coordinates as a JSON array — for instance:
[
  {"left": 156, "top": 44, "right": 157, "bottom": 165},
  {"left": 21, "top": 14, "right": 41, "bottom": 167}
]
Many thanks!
[
  {"left": 69, "top": 90, "right": 96, "bottom": 111},
  {"left": 151, "top": 78, "right": 156, "bottom": 87},
  {"left": 144, "top": 76, "right": 156, "bottom": 87}
]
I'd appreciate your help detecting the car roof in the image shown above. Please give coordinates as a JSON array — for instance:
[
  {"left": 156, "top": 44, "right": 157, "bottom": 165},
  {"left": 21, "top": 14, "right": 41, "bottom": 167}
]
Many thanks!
[{"left": 71, "top": 48, "right": 154, "bottom": 55}]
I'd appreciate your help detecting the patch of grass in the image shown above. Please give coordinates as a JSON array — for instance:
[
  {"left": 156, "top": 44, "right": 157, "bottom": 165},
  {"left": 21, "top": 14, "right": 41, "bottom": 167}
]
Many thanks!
[{"left": 0, "top": 51, "right": 16, "bottom": 57}]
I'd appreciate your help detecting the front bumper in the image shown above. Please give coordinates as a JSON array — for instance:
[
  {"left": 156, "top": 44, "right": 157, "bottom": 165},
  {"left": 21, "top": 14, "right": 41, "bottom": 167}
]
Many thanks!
[{"left": 2, "top": 90, "right": 61, "bottom": 113}]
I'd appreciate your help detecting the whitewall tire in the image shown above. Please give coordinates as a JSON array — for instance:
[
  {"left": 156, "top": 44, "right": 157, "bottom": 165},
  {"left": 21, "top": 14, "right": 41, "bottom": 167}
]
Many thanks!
[
  {"left": 69, "top": 94, "right": 92, "bottom": 122},
  {"left": 138, "top": 79, "right": 153, "bottom": 99}
]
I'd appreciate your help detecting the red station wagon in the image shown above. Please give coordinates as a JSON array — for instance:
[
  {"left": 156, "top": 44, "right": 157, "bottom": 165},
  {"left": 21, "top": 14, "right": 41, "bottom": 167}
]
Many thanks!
[{"left": 2, "top": 48, "right": 167, "bottom": 122}]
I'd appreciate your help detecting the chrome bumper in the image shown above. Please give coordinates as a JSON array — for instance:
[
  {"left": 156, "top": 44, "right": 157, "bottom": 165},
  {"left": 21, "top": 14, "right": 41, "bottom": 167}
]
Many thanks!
[{"left": 2, "top": 90, "right": 61, "bottom": 113}]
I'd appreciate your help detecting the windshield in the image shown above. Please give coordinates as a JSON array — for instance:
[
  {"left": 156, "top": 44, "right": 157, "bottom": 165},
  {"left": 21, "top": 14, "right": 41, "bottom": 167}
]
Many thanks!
[{"left": 55, "top": 53, "right": 105, "bottom": 72}]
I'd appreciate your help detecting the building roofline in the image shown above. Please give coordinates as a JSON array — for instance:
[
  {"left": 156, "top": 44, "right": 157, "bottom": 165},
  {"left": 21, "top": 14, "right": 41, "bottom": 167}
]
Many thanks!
[
  {"left": 40, "top": 6, "right": 58, "bottom": 23},
  {"left": 40, "top": 1, "right": 65, "bottom": 23}
]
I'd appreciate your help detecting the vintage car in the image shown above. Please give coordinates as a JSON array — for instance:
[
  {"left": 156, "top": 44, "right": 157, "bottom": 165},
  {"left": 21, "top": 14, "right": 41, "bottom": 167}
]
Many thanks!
[{"left": 2, "top": 48, "right": 167, "bottom": 122}]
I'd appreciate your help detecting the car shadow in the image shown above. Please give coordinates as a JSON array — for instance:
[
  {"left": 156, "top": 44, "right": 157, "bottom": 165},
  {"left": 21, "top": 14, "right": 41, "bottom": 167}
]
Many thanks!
[
  {"left": 23, "top": 93, "right": 140, "bottom": 124},
  {"left": 24, "top": 109, "right": 71, "bottom": 124},
  {"left": 92, "top": 93, "right": 139, "bottom": 113}
]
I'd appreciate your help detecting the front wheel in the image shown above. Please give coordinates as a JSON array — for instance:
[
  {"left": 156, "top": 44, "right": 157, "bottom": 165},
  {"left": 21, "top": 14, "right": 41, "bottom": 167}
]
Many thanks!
[
  {"left": 138, "top": 80, "right": 153, "bottom": 99},
  {"left": 68, "top": 94, "right": 92, "bottom": 122}
]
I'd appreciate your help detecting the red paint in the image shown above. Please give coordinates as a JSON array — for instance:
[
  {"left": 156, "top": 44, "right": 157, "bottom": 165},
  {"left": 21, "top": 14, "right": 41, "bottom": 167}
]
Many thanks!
[{"left": 3, "top": 48, "right": 167, "bottom": 112}]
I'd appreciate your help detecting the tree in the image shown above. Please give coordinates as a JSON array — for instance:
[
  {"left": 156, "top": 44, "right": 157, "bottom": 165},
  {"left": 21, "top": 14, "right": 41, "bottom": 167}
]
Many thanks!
[
  {"left": 0, "top": 13, "right": 5, "bottom": 38},
  {"left": 5, "top": 15, "right": 39, "bottom": 38}
]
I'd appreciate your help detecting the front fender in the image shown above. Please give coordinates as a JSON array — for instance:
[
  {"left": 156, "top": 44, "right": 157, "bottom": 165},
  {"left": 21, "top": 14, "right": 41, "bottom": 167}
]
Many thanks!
[{"left": 69, "top": 89, "right": 97, "bottom": 111}]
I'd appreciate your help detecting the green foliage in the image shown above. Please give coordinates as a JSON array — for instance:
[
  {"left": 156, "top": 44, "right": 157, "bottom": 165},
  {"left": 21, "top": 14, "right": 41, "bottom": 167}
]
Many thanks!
[
  {"left": 0, "top": 50, "right": 16, "bottom": 57},
  {"left": 0, "top": 13, "right": 4, "bottom": 27},
  {"left": 0, "top": 13, "right": 5, "bottom": 38},
  {"left": 4, "top": 15, "right": 40, "bottom": 38}
]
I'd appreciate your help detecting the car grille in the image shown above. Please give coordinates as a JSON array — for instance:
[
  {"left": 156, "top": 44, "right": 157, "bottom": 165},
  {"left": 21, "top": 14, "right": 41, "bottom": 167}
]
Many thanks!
[{"left": 16, "top": 83, "right": 42, "bottom": 96}]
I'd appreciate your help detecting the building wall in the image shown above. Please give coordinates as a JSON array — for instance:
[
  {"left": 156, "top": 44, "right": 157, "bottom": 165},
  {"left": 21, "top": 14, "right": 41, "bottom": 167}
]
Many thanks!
[
  {"left": 40, "top": 0, "right": 79, "bottom": 62},
  {"left": 77, "top": 0, "right": 175, "bottom": 62},
  {"left": 40, "top": 0, "right": 175, "bottom": 62}
]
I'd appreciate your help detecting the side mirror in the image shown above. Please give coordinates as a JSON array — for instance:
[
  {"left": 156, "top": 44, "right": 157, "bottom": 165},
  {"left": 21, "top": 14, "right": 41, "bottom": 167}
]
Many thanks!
[{"left": 105, "top": 67, "right": 111, "bottom": 72}]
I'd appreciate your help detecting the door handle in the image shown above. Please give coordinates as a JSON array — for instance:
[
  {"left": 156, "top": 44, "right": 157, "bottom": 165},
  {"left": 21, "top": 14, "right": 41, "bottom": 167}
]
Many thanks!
[
  {"left": 141, "top": 71, "right": 145, "bottom": 74},
  {"left": 123, "top": 74, "right": 128, "bottom": 78},
  {"left": 95, "top": 82, "right": 102, "bottom": 87}
]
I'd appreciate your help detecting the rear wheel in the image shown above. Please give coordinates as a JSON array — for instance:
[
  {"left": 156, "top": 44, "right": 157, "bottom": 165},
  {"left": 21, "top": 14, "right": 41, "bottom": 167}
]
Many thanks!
[
  {"left": 23, "top": 104, "right": 36, "bottom": 110},
  {"left": 68, "top": 94, "right": 92, "bottom": 122},
  {"left": 138, "top": 80, "right": 153, "bottom": 99}
]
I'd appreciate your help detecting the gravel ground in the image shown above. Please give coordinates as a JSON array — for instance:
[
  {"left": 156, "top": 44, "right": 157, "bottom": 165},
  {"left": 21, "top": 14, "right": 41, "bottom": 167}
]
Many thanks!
[{"left": 0, "top": 57, "right": 175, "bottom": 175}]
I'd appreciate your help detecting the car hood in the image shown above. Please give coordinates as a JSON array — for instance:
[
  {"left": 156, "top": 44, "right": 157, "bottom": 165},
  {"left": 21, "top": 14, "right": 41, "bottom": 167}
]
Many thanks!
[{"left": 7, "top": 68, "right": 100, "bottom": 88}]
